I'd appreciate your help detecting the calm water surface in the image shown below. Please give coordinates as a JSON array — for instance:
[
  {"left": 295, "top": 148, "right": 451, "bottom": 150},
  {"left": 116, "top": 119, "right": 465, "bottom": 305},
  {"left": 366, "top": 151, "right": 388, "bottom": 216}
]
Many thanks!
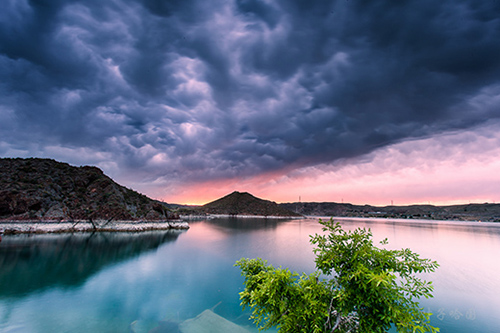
[{"left": 0, "top": 217, "right": 499, "bottom": 332}]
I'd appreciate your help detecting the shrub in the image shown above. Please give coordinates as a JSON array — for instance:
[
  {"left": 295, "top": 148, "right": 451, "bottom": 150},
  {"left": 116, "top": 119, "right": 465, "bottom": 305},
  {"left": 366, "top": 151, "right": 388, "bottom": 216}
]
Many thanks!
[{"left": 236, "top": 218, "right": 439, "bottom": 333}]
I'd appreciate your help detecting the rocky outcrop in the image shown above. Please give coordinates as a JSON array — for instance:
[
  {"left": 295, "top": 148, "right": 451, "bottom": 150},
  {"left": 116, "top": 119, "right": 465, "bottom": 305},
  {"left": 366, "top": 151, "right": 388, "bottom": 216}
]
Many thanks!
[
  {"left": 202, "top": 191, "right": 301, "bottom": 217},
  {"left": 0, "top": 158, "right": 177, "bottom": 222}
]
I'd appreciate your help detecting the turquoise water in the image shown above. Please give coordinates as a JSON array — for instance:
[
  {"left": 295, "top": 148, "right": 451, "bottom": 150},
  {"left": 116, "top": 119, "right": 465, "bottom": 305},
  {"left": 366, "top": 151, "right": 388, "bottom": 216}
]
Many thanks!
[{"left": 0, "top": 217, "right": 499, "bottom": 332}]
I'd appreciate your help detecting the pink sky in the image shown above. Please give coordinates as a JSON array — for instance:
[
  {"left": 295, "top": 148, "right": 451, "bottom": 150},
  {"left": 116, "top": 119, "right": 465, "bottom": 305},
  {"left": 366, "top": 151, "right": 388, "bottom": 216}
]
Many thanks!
[{"left": 155, "top": 121, "right": 500, "bottom": 206}]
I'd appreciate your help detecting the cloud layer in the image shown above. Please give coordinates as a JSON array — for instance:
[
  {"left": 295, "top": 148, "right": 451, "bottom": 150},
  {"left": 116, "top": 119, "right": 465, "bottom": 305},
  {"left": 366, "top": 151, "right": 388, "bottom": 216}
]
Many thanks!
[
  {"left": 167, "top": 120, "right": 500, "bottom": 205},
  {"left": 1, "top": 0, "right": 500, "bottom": 202}
]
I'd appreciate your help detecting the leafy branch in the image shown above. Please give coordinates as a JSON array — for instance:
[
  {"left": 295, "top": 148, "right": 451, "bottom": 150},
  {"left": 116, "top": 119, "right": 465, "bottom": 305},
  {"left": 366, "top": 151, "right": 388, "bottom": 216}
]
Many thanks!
[{"left": 236, "top": 218, "right": 439, "bottom": 333}]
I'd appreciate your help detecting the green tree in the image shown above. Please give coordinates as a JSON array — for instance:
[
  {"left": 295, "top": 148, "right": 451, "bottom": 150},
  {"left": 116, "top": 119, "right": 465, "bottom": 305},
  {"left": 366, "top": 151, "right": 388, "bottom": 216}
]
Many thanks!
[{"left": 235, "top": 218, "right": 439, "bottom": 332}]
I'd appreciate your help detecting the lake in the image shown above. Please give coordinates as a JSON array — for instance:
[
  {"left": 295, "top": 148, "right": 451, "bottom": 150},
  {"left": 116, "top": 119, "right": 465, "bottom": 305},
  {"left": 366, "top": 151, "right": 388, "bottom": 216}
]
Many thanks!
[{"left": 0, "top": 217, "right": 499, "bottom": 332}]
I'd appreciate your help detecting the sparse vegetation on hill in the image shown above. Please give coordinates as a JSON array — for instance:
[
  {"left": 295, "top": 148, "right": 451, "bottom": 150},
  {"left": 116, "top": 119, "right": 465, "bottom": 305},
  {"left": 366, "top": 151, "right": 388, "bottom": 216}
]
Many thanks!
[
  {"left": 281, "top": 201, "right": 500, "bottom": 222},
  {"left": 0, "top": 158, "right": 177, "bottom": 222},
  {"left": 201, "top": 191, "right": 301, "bottom": 217}
]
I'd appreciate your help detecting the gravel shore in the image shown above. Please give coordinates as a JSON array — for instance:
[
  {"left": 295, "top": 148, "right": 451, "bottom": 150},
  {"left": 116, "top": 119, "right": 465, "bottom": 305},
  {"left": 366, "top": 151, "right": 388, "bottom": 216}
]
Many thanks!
[{"left": 0, "top": 220, "right": 189, "bottom": 234}]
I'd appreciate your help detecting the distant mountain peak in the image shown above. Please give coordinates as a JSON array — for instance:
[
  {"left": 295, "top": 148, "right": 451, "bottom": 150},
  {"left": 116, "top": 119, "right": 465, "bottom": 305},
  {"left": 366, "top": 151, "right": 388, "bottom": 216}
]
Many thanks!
[{"left": 202, "top": 191, "right": 301, "bottom": 217}]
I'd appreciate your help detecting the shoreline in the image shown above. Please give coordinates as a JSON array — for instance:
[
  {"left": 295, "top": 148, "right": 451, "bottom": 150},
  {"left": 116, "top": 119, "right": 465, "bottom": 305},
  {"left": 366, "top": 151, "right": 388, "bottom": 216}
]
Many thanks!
[
  {"left": 318, "top": 216, "right": 500, "bottom": 228},
  {"left": 0, "top": 220, "right": 189, "bottom": 235},
  {"left": 180, "top": 214, "right": 304, "bottom": 220}
]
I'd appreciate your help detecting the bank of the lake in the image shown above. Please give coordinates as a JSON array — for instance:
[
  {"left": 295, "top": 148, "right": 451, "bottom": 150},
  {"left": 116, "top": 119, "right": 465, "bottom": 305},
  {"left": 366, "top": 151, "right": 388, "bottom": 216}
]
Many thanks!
[
  {"left": 326, "top": 215, "right": 499, "bottom": 228},
  {"left": 181, "top": 214, "right": 304, "bottom": 220},
  {"left": 0, "top": 220, "right": 189, "bottom": 234}
]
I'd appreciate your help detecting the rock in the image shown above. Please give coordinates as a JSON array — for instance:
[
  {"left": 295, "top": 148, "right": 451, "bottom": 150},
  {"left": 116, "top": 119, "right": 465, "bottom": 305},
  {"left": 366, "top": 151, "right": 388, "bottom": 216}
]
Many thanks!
[
  {"left": 179, "top": 310, "right": 250, "bottom": 333},
  {"left": 0, "top": 158, "right": 179, "bottom": 222}
]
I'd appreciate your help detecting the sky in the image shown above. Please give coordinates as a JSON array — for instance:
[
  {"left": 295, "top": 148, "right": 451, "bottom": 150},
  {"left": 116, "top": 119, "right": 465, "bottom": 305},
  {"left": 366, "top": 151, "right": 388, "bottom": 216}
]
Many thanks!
[{"left": 1, "top": 0, "right": 500, "bottom": 205}]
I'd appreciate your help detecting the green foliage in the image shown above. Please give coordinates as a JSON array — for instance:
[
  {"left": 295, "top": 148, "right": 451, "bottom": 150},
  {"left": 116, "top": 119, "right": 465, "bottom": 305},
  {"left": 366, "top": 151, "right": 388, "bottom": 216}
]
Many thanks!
[
  {"left": 236, "top": 258, "right": 334, "bottom": 332},
  {"left": 235, "top": 218, "right": 439, "bottom": 333}
]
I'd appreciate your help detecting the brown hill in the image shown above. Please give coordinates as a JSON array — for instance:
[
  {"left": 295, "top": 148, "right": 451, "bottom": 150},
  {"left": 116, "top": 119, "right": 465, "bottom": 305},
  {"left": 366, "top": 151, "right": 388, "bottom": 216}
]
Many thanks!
[
  {"left": 280, "top": 202, "right": 500, "bottom": 222},
  {"left": 202, "top": 191, "right": 301, "bottom": 217},
  {"left": 0, "top": 158, "right": 176, "bottom": 221}
]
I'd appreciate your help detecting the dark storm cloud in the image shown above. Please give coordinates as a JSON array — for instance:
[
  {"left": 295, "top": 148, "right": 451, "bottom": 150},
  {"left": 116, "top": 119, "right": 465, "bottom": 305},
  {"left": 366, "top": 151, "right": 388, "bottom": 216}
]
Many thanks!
[{"left": 1, "top": 0, "right": 500, "bottom": 185}]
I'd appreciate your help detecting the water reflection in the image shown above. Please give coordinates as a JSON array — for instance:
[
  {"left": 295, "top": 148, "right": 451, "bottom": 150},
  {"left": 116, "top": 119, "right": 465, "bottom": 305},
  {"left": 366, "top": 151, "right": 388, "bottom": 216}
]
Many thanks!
[
  {"left": 334, "top": 218, "right": 500, "bottom": 332},
  {"left": 0, "top": 231, "right": 185, "bottom": 298},
  {"left": 0, "top": 218, "right": 499, "bottom": 333},
  {"left": 203, "top": 217, "right": 293, "bottom": 231}
]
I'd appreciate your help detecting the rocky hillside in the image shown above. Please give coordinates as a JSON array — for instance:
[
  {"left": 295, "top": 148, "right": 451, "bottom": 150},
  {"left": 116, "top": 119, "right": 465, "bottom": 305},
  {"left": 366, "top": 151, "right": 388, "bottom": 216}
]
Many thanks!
[
  {"left": 0, "top": 158, "right": 176, "bottom": 221},
  {"left": 280, "top": 202, "right": 500, "bottom": 222},
  {"left": 202, "top": 191, "right": 301, "bottom": 217}
]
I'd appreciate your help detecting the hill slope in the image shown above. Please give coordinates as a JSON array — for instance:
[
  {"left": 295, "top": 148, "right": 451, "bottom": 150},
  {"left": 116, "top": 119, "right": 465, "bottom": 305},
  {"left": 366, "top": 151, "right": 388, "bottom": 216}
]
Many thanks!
[
  {"left": 202, "top": 191, "right": 301, "bottom": 217},
  {"left": 0, "top": 158, "right": 176, "bottom": 221},
  {"left": 280, "top": 202, "right": 500, "bottom": 222}
]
